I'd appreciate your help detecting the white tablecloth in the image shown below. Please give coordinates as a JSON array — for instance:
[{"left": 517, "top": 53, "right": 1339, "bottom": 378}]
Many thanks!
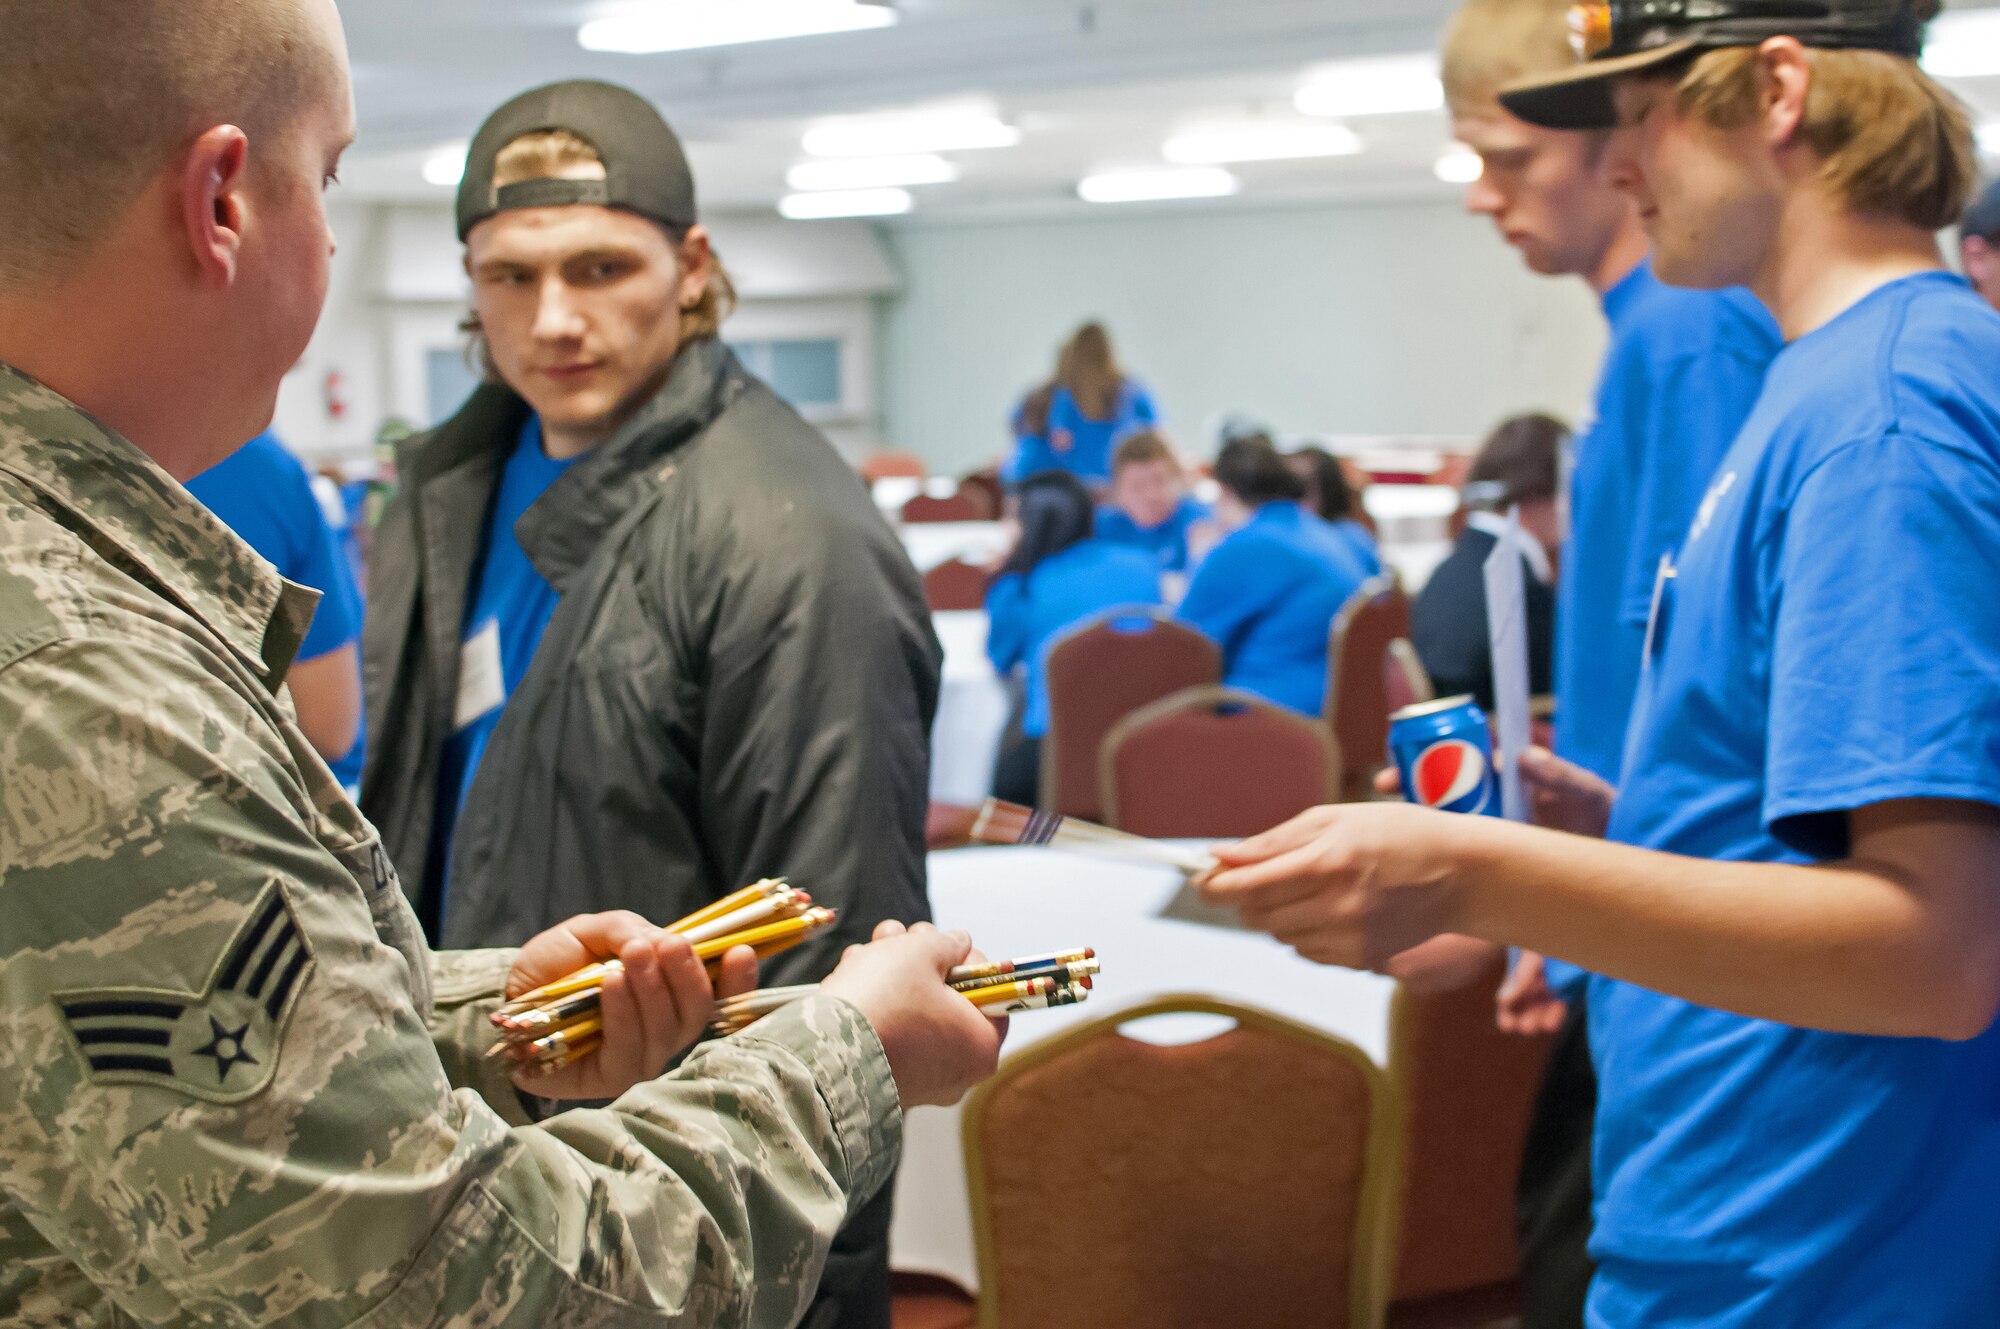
[
  {"left": 929, "top": 611, "right": 1010, "bottom": 806},
  {"left": 889, "top": 844, "right": 1397, "bottom": 1289},
  {"left": 900, "top": 521, "right": 1011, "bottom": 575}
]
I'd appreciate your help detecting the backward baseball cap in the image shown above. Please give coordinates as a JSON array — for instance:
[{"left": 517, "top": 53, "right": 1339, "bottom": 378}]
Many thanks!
[{"left": 456, "top": 80, "right": 697, "bottom": 241}]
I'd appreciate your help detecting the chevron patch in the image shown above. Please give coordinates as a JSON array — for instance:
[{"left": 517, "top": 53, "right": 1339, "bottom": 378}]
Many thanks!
[{"left": 53, "top": 882, "right": 315, "bottom": 1103}]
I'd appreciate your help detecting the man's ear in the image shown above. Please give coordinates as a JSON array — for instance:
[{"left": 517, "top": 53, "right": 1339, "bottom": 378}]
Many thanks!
[
  {"left": 676, "top": 224, "right": 714, "bottom": 311},
  {"left": 182, "top": 125, "right": 251, "bottom": 288},
  {"left": 1755, "top": 36, "right": 1811, "bottom": 148}
]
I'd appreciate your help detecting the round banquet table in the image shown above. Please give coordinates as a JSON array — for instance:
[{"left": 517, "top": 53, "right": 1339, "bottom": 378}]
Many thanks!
[{"left": 889, "top": 843, "right": 1398, "bottom": 1290}]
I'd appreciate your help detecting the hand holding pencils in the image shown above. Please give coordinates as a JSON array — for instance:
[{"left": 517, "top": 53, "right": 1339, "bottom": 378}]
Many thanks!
[{"left": 711, "top": 947, "right": 1099, "bottom": 1036}]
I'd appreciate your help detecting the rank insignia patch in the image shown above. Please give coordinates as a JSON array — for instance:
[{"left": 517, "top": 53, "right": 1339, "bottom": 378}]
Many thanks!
[{"left": 53, "top": 882, "right": 315, "bottom": 1103}]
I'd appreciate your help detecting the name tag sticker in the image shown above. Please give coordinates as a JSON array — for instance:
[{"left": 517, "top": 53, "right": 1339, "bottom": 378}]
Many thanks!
[{"left": 454, "top": 620, "right": 505, "bottom": 731}]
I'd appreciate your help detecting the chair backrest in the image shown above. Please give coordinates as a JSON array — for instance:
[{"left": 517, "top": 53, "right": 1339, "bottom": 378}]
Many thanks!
[
  {"left": 1386, "top": 956, "right": 1554, "bottom": 1306},
  {"left": 1100, "top": 685, "right": 1335, "bottom": 839},
  {"left": 965, "top": 995, "right": 1399, "bottom": 1329},
  {"left": 1041, "top": 612, "right": 1222, "bottom": 820},
  {"left": 1384, "top": 638, "right": 1435, "bottom": 715},
  {"left": 861, "top": 450, "right": 926, "bottom": 482},
  {"left": 903, "top": 491, "right": 990, "bottom": 524},
  {"left": 1326, "top": 575, "right": 1412, "bottom": 802},
  {"left": 924, "top": 558, "right": 989, "bottom": 612},
  {"left": 956, "top": 469, "right": 1006, "bottom": 521}
]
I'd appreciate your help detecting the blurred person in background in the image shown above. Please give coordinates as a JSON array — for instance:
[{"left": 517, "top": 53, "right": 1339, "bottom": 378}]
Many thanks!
[
  {"left": 360, "top": 80, "right": 938, "bottom": 1329},
  {"left": 188, "top": 429, "right": 367, "bottom": 791},
  {"left": 1286, "top": 443, "right": 1381, "bottom": 575},
  {"left": 1094, "top": 428, "right": 1210, "bottom": 572},
  {"left": 1176, "top": 434, "right": 1370, "bottom": 716},
  {"left": 1004, "top": 321, "right": 1159, "bottom": 488},
  {"left": 1410, "top": 413, "right": 1562, "bottom": 711},
  {"left": 1962, "top": 178, "right": 2000, "bottom": 312},
  {"left": 987, "top": 469, "right": 1162, "bottom": 805}
]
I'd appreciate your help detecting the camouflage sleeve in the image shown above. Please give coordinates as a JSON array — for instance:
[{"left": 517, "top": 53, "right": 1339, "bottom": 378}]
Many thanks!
[{"left": 0, "top": 632, "right": 901, "bottom": 1328}]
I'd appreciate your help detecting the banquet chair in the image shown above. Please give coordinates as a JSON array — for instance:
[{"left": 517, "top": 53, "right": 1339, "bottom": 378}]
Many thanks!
[
  {"left": 904, "top": 490, "right": 991, "bottom": 524},
  {"left": 1099, "top": 685, "right": 1336, "bottom": 839},
  {"left": 861, "top": 450, "right": 927, "bottom": 482},
  {"left": 1326, "top": 575, "right": 1413, "bottom": 802},
  {"left": 1385, "top": 638, "right": 1436, "bottom": 715},
  {"left": 1041, "top": 612, "right": 1222, "bottom": 821},
  {"left": 1385, "top": 951, "right": 1554, "bottom": 1318},
  {"left": 924, "top": 558, "right": 990, "bottom": 612},
  {"left": 891, "top": 1273, "right": 977, "bottom": 1329},
  {"left": 964, "top": 995, "right": 1399, "bottom": 1329},
  {"left": 956, "top": 468, "right": 1006, "bottom": 521}
]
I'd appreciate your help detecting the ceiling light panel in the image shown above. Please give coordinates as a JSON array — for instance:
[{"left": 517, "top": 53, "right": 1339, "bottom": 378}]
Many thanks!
[
  {"left": 580, "top": 1, "right": 895, "bottom": 55},
  {"left": 1077, "top": 167, "right": 1239, "bottom": 204},
  {"left": 778, "top": 187, "right": 915, "bottom": 219},
  {"left": 1163, "top": 123, "right": 1365, "bottom": 164},
  {"left": 1296, "top": 53, "right": 1445, "bottom": 119},
  {"left": 1433, "top": 145, "right": 1482, "bottom": 184},
  {"left": 785, "top": 154, "right": 960, "bottom": 191},
  {"left": 422, "top": 142, "right": 469, "bottom": 187}
]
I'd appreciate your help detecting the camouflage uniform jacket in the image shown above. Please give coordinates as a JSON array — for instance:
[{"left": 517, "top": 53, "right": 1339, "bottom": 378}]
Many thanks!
[{"left": 0, "top": 362, "right": 901, "bottom": 1327}]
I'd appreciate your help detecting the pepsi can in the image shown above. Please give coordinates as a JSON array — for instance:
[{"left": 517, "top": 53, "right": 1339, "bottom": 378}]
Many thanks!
[{"left": 1388, "top": 695, "right": 1500, "bottom": 816}]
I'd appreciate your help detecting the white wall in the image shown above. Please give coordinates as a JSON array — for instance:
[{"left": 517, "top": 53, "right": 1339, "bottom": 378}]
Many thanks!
[{"left": 877, "top": 197, "right": 1609, "bottom": 475}]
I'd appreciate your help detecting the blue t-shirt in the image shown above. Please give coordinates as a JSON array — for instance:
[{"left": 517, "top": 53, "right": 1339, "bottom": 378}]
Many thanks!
[
  {"left": 1557, "top": 260, "right": 1780, "bottom": 785},
  {"left": 1590, "top": 273, "right": 2000, "bottom": 1328},
  {"left": 1332, "top": 518, "right": 1381, "bottom": 577},
  {"left": 986, "top": 539, "right": 1162, "bottom": 738},
  {"left": 187, "top": 433, "right": 367, "bottom": 787},
  {"left": 433, "top": 417, "right": 576, "bottom": 896},
  {"left": 1095, "top": 495, "right": 1210, "bottom": 572},
  {"left": 1175, "top": 501, "right": 1370, "bottom": 716},
  {"left": 1004, "top": 380, "right": 1158, "bottom": 487}
]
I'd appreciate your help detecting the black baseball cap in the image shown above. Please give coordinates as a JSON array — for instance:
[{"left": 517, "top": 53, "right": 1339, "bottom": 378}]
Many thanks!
[
  {"left": 1965, "top": 179, "right": 2000, "bottom": 242},
  {"left": 456, "top": 80, "right": 697, "bottom": 242},
  {"left": 1499, "top": 1, "right": 1931, "bottom": 131}
]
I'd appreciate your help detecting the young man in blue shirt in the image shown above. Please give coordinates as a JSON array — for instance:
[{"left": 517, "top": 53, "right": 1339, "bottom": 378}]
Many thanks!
[
  {"left": 187, "top": 430, "right": 366, "bottom": 789},
  {"left": 1094, "top": 430, "right": 1209, "bottom": 572},
  {"left": 1208, "top": 2, "right": 2000, "bottom": 1324},
  {"left": 1400, "top": 4, "right": 1783, "bottom": 1320}
]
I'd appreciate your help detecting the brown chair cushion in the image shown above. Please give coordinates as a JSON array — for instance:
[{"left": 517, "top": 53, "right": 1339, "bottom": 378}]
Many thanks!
[
  {"left": 973, "top": 1008, "right": 1380, "bottom": 1329},
  {"left": 1042, "top": 615, "right": 1221, "bottom": 820},
  {"left": 904, "top": 492, "right": 991, "bottom": 523},
  {"left": 925, "top": 558, "right": 990, "bottom": 612},
  {"left": 1328, "top": 578, "right": 1413, "bottom": 801},
  {"left": 1102, "top": 686, "right": 1331, "bottom": 839},
  {"left": 1390, "top": 956, "right": 1554, "bottom": 1303}
]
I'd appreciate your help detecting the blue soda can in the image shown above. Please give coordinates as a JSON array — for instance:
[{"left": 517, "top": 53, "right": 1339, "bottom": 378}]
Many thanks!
[{"left": 1388, "top": 695, "right": 1500, "bottom": 816}]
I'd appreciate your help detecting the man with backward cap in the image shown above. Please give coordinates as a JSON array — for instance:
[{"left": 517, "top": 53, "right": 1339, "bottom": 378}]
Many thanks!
[{"left": 361, "top": 80, "right": 941, "bottom": 1328}]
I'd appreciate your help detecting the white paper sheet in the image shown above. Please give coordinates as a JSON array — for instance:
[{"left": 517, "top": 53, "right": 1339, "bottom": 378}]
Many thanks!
[{"left": 1483, "top": 509, "right": 1532, "bottom": 822}]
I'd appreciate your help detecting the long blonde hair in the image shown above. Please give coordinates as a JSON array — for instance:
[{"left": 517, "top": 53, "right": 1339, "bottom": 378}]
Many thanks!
[{"left": 1021, "top": 322, "right": 1125, "bottom": 433}]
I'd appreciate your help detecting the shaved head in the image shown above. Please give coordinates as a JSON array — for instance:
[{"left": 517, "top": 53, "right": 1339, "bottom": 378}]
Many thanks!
[{"left": 0, "top": 0, "right": 344, "bottom": 291}]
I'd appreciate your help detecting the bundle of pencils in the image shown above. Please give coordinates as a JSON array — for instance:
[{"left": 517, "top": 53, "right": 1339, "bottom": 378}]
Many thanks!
[
  {"left": 968, "top": 798, "right": 1215, "bottom": 873},
  {"left": 709, "top": 947, "right": 1100, "bottom": 1037},
  {"left": 489, "top": 879, "right": 836, "bottom": 1074}
]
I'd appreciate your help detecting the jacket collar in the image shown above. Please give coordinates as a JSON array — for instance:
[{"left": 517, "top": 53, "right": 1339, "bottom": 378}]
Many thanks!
[
  {"left": 0, "top": 362, "right": 315, "bottom": 688},
  {"left": 516, "top": 336, "right": 742, "bottom": 589}
]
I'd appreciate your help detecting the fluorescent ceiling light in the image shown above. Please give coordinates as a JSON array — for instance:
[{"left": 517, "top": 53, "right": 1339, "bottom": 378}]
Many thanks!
[
  {"left": 1923, "top": 9, "right": 2000, "bottom": 79},
  {"left": 1077, "top": 167, "right": 1238, "bottom": 205},
  {"left": 1163, "top": 123, "right": 1364, "bottom": 165},
  {"left": 580, "top": 1, "right": 895, "bottom": 54},
  {"left": 1979, "top": 123, "right": 2000, "bottom": 157},
  {"left": 1434, "top": 145, "right": 1482, "bottom": 184},
  {"left": 423, "top": 142, "right": 468, "bottom": 187},
  {"left": 1296, "top": 53, "right": 1445, "bottom": 118},
  {"left": 786, "top": 154, "right": 959, "bottom": 191},
  {"left": 778, "top": 187, "right": 914, "bottom": 219},
  {"left": 803, "top": 113, "right": 1021, "bottom": 158}
]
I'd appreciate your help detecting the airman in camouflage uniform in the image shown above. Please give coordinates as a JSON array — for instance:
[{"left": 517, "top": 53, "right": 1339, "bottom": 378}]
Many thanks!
[{"left": 0, "top": 361, "right": 907, "bottom": 1323}]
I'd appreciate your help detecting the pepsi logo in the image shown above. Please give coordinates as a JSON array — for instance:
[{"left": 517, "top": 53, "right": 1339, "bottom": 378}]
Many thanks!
[{"left": 1412, "top": 740, "right": 1489, "bottom": 809}]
